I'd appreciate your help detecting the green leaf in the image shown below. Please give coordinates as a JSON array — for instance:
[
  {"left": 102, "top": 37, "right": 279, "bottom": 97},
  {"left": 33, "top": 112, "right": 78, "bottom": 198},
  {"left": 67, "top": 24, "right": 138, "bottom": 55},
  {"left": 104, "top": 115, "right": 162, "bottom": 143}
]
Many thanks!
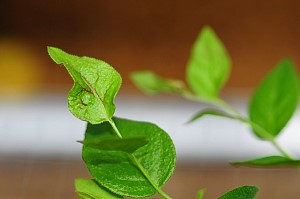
[
  {"left": 188, "top": 108, "right": 235, "bottom": 123},
  {"left": 79, "top": 136, "right": 149, "bottom": 153},
  {"left": 82, "top": 117, "right": 176, "bottom": 198},
  {"left": 249, "top": 59, "right": 299, "bottom": 138},
  {"left": 75, "top": 178, "right": 123, "bottom": 199},
  {"left": 131, "top": 71, "right": 188, "bottom": 95},
  {"left": 219, "top": 186, "right": 259, "bottom": 199},
  {"left": 232, "top": 156, "right": 300, "bottom": 167},
  {"left": 197, "top": 188, "right": 206, "bottom": 199},
  {"left": 186, "top": 26, "right": 231, "bottom": 100},
  {"left": 47, "top": 47, "right": 122, "bottom": 124}
]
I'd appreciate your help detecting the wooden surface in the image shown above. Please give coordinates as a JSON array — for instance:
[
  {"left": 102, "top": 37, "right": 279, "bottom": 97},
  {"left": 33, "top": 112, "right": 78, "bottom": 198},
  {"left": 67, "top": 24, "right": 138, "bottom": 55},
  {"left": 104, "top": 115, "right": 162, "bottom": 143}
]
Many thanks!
[{"left": 1, "top": 158, "right": 300, "bottom": 199}]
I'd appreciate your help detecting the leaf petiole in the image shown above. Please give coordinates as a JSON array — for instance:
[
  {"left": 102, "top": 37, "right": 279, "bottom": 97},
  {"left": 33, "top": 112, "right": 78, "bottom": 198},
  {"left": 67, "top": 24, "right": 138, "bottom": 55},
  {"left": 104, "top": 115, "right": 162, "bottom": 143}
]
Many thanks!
[
  {"left": 241, "top": 118, "right": 293, "bottom": 159},
  {"left": 183, "top": 85, "right": 294, "bottom": 161},
  {"left": 108, "top": 119, "right": 123, "bottom": 138},
  {"left": 269, "top": 139, "right": 293, "bottom": 160},
  {"left": 186, "top": 93, "right": 293, "bottom": 159}
]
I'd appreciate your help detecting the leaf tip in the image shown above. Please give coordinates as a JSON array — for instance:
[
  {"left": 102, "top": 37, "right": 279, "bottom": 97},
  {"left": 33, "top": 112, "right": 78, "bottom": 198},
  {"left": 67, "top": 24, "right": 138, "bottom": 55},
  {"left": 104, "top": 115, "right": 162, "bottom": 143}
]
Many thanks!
[
  {"left": 47, "top": 46, "right": 68, "bottom": 64},
  {"left": 77, "top": 140, "right": 84, "bottom": 144},
  {"left": 197, "top": 188, "right": 206, "bottom": 199},
  {"left": 199, "top": 25, "right": 218, "bottom": 40},
  {"left": 47, "top": 46, "right": 59, "bottom": 56},
  {"left": 202, "top": 25, "right": 214, "bottom": 33}
]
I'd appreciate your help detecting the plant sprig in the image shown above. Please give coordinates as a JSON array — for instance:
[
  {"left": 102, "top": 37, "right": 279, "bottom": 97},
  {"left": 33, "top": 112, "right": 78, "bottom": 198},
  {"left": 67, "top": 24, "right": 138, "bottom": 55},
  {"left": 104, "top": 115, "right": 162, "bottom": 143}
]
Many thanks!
[
  {"left": 48, "top": 46, "right": 259, "bottom": 198},
  {"left": 131, "top": 26, "right": 300, "bottom": 167},
  {"left": 48, "top": 47, "right": 175, "bottom": 198}
]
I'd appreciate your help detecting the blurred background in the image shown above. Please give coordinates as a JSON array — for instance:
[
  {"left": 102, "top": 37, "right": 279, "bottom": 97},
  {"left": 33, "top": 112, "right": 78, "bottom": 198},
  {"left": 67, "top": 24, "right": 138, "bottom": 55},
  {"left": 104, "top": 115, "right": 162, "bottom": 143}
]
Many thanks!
[{"left": 1, "top": 0, "right": 300, "bottom": 198}]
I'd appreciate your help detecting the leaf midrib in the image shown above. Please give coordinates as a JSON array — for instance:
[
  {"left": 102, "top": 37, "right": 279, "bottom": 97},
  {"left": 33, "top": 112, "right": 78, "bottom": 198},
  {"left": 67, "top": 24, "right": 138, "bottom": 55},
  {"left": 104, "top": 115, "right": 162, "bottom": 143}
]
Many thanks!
[{"left": 81, "top": 75, "right": 110, "bottom": 121}]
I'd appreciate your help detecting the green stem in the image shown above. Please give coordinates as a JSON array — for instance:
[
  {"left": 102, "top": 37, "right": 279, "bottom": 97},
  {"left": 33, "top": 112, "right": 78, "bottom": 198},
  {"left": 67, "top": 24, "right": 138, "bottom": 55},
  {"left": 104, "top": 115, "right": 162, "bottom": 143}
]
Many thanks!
[
  {"left": 270, "top": 139, "right": 293, "bottom": 159},
  {"left": 210, "top": 98, "right": 294, "bottom": 159},
  {"left": 239, "top": 117, "right": 293, "bottom": 159},
  {"left": 182, "top": 93, "right": 240, "bottom": 117},
  {"left": 108, "top": 119, "right": 123, "bottom": 138},
  {"left": 212, "top": 98, "right": 241, "bottom": 117},
  {"left": 108, "top": 119, "right": 172, "bottom": 199},
  {"left": 181, "top": 90, "right": 200, "bottom": 102}
]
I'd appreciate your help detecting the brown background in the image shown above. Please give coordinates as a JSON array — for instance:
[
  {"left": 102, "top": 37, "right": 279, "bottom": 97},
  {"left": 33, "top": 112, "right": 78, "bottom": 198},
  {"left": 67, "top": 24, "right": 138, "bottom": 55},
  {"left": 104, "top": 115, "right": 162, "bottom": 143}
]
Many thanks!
[{"left": 1, "top": 0, "right": 300, "bottom": 96}]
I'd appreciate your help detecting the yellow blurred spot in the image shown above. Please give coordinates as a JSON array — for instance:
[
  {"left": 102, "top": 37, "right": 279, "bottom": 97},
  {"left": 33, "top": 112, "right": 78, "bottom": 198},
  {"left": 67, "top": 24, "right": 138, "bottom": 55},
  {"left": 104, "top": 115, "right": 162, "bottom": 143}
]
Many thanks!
[{"left": 0, "top": 39, "right": 43, "bottom": 100}]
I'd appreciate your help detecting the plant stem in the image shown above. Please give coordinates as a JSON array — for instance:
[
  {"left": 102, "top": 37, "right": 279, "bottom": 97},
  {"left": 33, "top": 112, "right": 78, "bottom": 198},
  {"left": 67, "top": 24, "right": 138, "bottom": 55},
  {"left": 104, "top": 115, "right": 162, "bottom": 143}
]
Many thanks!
[
  {"left": 108, "top": 119, "right": 123, "bottom": 138},
  {"left": 212, "top": 98, "right": 294, "bottom": 159},
  {"left": 183, "top": 93, "right": 240, "bottom": 117},
  {"left": 270, "top": 139, "right": 293, "bottom": 159},
  {"left": 212, "top": 98, "right": 241, "bottom": 117},
  {"left": 241, "top": 118, "right": 293, "bottom": 159},
  {"left": 108, "top": 118, "right": 172, "bottom": 199},
  {"left": 186, "top": 93, "right": 294, "bottom": 159}
]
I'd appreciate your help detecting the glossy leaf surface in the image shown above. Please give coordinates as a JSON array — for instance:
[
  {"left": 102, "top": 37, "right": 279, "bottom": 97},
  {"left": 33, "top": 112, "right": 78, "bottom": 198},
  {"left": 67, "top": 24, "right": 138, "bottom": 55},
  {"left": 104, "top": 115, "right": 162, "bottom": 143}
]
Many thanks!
[
  {"left": 79, "top": 136, "right": 149, "bottom": 153},
  {"left": 82, "top": 117, "right": 176, "bottom": 197}
]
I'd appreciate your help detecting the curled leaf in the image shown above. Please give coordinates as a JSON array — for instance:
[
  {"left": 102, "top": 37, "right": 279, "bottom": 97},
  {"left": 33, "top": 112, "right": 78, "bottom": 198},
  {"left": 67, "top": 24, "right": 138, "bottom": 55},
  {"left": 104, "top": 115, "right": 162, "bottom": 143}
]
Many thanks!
[{"left": 48, "top": 47, "right": 122, "bottom": 124}]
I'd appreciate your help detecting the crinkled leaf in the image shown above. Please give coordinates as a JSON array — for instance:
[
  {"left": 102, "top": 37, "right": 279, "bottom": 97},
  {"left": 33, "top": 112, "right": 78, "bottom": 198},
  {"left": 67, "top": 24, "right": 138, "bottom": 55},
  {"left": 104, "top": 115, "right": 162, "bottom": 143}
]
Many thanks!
[
  {"left": 188, "top": 108, "right": 235, "bottom": 123},
  {"left": 186, "top": 26, "right": 231, "bottom": 100},
  {"left": 249, "top": 59, "right": 299, "bottom": 138},
  {"left": 82, "top": 117, "right": 176, "bottom": 197},
  {"left": 131, "top": 71, "right": 188, "bottom": 95},
  {"left": 48, "top": 47, "right": 122, "bottom": 124},
  {"left": 75, "top": 178, "right": 123, "bottom": 199},
  {"left": 197, "top": 188, "right": 206, "bottom": 199},
  {"left": 79, "top": 136, "right": 149, "bottom": 153},
  {"left": 219, "top": 186, "right": 259, "bottom": 199},
  {"left": 232, "top": 156, "right": 300, "bottom": 167}
]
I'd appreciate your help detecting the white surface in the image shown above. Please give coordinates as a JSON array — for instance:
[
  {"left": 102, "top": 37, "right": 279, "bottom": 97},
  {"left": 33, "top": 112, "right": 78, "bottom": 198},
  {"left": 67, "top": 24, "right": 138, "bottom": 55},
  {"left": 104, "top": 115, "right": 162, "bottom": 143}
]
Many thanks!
[{"left": 1, "top": 94, "right": 300, "bottom": 163}]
